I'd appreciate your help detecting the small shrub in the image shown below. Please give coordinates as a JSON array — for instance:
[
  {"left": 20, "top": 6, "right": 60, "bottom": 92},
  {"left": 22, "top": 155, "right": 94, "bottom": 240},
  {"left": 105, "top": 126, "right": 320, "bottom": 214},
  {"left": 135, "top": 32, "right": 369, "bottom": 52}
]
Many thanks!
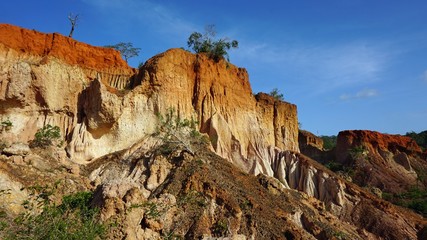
[
  {"left": 408, "top": 200, "right": 427, "bottom": 216},
  {"left": 349, "top": 145, "right": 368, "bottom": 160},
  {"left": 269, "top": 88, "right": 284, "bottom": 101},
  {"left": 31, "top": 124, "right": 61, "bottom": 148},
  {"left": 320, "top": 135, "right": 337, "bottom": 150},
  {"left": 0, "top": 141, "right": 8, "bottom": 153},
  {"left": 324, "top": 161, "right": 344, "bottom": 172},
  {"left": 155, "top": 108, "right": 204, "bottom": 155},
  {"left": 142, "top": 202, "right": 161, "bottom": 219},
  {"left": 211, "top": 219, "right": 228, "bottom": 237},
  {"left": 1, "top": 119, "right": 13, "bottom": 128},
  {"left": 1, "top": 119, "right": 13, "bottom": 131},
  {"left": 382, "top": 187, "right": 427, "bottom": 217},
  {"left": 178, "top": 191, "right": 207, "bottom": 208}
]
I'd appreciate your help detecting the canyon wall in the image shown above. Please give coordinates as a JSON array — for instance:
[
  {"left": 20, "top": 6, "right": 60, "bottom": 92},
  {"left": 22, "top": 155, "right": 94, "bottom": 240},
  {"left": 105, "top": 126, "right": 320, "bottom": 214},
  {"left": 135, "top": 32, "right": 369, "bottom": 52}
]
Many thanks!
[
  {"left": 1, "top": 24, "right": 426, "bottom": 239},
  {"left": 0, "top": 24, "right": 299, "bottom": 174}
]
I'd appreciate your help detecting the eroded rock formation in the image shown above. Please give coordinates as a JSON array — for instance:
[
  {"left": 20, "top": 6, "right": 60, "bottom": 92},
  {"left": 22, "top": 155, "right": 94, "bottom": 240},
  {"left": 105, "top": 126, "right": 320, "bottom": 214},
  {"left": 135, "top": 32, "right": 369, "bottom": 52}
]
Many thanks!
[
  {"left": 1, "top": 24, "right": 426, "bottom": 239},
  {"left": 336, "top": 130, "right": 427, "bottom": 193},
  {"left": 0, "top": 24, "right": 136, "bottom": 147},
  {"left": 0, "top": 24, "right": 299, "bottom": 173}
]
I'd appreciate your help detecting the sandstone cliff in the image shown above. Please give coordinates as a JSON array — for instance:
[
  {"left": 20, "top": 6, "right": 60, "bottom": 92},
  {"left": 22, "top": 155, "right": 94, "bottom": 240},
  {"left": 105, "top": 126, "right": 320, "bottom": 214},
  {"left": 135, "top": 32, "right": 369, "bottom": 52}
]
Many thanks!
[
  {"left": 0, "top": 24, "right": 299, "bottom": 176},
  {"left": 0, "top": 24, "right": 136, "bottom": 147}
]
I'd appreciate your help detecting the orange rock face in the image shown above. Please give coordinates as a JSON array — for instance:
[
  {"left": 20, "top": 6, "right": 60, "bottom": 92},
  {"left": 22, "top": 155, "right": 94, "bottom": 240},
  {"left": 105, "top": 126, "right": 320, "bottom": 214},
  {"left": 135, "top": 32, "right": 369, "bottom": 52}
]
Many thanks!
[
  {"left": 134, "top": 49, "right": 299, "bottom": 172},
  {"left": 0, "top": 24, "right": 136, "bottom": 145},
  {"left": 0, "top": 24, "right": 130, "bottom": 71},
  {"left": 337, "top": 130, "right": 421, "bottom": 156},
  {"left": 0, "top": 24, "right": 299, "bottom": 173}
]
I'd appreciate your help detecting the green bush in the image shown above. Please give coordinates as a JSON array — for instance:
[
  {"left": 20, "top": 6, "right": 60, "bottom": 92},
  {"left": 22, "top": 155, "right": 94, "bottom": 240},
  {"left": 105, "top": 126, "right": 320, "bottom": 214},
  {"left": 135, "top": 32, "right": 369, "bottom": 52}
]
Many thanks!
[
  {"left": 1, "top": 119, "right": 13, "bottom": 131},
  {"left": 324, "top": 161, "right": 344, "bottom": 172},
  {"left": 1, "top": 190, "right": 105, "bottom": 240},
  {"left": 211, "top": 219, "right": 228, "bottom": 237},
  {"left": 349, "top": 145, "right": 368, "bottom": 160},
  {"left": 31, "top": 124, "right": 61, "bottom": 148},
  {"left": 320, "top": 135, "right": 337, "bottom": 150},
  {"left": 1, "top": 119, "right": 12, "bottom": 128},
  {"left": 155, "top": 108, "right": 206, "bottom": 155},
  {"left": 187, "top": 25, "right": 238, "bottom": 62},
  {"left": 269, "top": 88, "right": 284, "bottom": 101},
  {"left": 406, "top": 130, "right": 427, "bottom": 150},
  {"left": 383, "top": 187, "right": 427, "bottom": 217}
]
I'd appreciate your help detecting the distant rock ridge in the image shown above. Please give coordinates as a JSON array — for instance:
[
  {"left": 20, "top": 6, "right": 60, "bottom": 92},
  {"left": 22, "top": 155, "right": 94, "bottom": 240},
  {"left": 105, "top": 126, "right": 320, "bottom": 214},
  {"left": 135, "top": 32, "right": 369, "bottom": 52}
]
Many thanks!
[{"left": 336, "top": 130, "right": 427, "bottom": 193}]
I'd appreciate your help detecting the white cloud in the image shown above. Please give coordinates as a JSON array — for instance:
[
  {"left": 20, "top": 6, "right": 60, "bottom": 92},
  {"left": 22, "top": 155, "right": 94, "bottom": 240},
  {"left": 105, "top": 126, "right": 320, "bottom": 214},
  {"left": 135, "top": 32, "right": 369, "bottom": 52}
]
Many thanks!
[
  {"left": 423, "top": 70, "right": 427, "bottom": 82},
  {"left": 233, "top": 40, "right": 389, "bottom": 95},
  {"left": 340, "top": 88, "right": 378, "bottom": 100}
]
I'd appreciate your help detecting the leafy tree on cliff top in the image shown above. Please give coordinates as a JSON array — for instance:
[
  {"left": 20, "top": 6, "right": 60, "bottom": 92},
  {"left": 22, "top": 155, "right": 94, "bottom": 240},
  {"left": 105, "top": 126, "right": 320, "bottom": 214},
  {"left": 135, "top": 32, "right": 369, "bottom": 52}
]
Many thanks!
[
  {"left": 104, "top": 42, "right": 141, "bottom": 63},
  {"left": 187, "top": 25, "right": 238, "bottom": 62},
  {"left": 269, "top": 88, "right": 284, "bottom": 101}
]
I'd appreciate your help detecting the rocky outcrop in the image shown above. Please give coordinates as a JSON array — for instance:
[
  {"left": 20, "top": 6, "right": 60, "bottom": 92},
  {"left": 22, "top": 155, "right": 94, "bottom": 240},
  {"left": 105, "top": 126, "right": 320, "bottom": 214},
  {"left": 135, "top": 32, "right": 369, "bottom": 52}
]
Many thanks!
[
  {"left": 264, "top": 149, "right": 425, "bottom": 239},
  {"left": 83, "top": 141, "right": 366, "bottom": 239},
  {"left": 0, "top": 24, "right": 136, "bottom": 148},
  {"left": 0, "top": 24, "right": 299, "bottom": 174},
  {"left": 299, "top": 130, "right": 326, "bottom": 161},
  {"left": 129, "top": 52, "right": 299, "bottom": 173},
  {"left": 335, "top": 130, "right": 426, "bottom": 193}
]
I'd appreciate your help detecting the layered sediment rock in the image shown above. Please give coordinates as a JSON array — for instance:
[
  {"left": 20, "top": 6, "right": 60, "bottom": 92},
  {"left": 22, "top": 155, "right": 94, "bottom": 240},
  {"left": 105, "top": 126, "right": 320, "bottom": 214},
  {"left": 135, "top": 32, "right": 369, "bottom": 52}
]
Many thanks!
[
  {"left": 0, "top": 24, "right": 135, "bottom": 147},
  {"left": 336, "top": 130, "right": 426, "bottom": 193},
  {"left": 264, "top": 149, "right": 425, "bottom": 239},
  {"left": 0, "top": 24, "right": 299, "bottom": 173},
  {"left": 1, "top": 24, "right": 426, "bottom": 239}
]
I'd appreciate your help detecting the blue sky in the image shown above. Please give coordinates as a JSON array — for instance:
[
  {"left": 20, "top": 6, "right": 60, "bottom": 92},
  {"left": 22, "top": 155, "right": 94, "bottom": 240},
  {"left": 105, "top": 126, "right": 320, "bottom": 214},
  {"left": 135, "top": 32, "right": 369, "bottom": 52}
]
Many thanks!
[{"left": 2, "top": 0, "right": 426, "bottom": 135}]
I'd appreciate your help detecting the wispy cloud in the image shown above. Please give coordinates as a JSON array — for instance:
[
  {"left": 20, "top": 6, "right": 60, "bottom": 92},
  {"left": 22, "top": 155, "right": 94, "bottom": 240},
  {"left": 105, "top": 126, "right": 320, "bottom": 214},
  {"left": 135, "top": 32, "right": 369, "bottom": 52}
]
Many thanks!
[
  {"left": 340, "top": 88, "right": 378, "bottom": 100},
  {"left": 82, "top": 0, "right": 196, "bottom": 38},
  {"left": 423, "top": 70, "right": 427, "bottom": 82},
  {"left": 233, "top": 40, "right": 390, "bottom": 95}
]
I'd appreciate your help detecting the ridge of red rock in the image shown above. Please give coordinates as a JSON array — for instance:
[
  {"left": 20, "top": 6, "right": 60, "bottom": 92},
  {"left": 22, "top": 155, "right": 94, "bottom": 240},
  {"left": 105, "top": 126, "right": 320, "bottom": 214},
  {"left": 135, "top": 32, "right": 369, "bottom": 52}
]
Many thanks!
[
  {"left": 337, "top": 130, "right": 422, "bottom": 157},
  {"left": 335, "top": 130, "right": 426, "bottom": 193},
  {"left": 0, "top": 23, "right": 131, "bottom": 71}
]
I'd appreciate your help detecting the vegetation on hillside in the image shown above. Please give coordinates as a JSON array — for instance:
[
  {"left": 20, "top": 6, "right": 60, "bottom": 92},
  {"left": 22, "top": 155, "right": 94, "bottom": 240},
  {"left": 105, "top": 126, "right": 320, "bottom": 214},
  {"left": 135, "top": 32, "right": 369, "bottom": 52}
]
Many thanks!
[
  {"left": 0, "top": 184, "right": 105, "bottom": 240},
  {"left": 187, "top": 25, "right": 238, "bottom": 62},
  {"left": 320, "top": 135, "right": 337, "bottom": 150},
  {"left": 406, "top": 130, "right": 427, "bottom": 150},
  {"left": 383, "top": 187, "right": 427, "bottom": 218},
  {"left": 29, "top": 125, "right": 61, "bottom": 148}
]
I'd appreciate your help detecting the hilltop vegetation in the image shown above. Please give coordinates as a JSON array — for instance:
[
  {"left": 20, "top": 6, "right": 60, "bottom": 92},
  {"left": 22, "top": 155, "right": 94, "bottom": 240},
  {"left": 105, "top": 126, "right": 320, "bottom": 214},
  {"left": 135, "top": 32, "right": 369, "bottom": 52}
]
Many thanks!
[{"left": 406, "top": 130, "right": 427, "bottom": 150}]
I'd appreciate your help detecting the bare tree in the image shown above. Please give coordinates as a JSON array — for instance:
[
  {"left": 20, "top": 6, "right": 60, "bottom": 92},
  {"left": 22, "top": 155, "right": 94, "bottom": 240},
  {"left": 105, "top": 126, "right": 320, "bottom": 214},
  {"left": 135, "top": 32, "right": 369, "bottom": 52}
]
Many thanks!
[{"left": 68, "top": 13, "right": 79, "bottom": 38}]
